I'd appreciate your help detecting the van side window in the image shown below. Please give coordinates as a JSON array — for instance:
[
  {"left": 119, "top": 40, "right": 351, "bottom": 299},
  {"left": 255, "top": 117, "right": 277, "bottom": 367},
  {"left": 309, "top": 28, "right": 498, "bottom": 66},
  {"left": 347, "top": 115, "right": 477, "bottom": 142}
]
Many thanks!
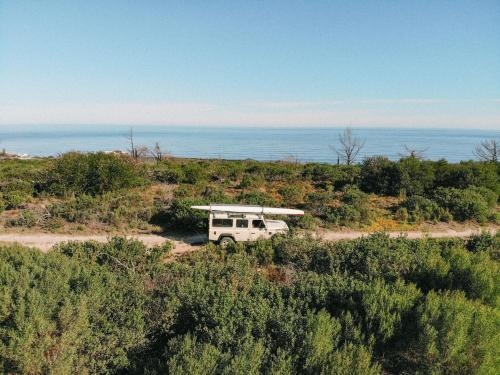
[
  {"left": 236, "top": 219, "right": 248, "bottom": 228},
  {"left": 252, "top": 220, "right": 265, "bottom": 229},
  {"left": 212, "top": 219, "right": 233, "bottom": 227}
]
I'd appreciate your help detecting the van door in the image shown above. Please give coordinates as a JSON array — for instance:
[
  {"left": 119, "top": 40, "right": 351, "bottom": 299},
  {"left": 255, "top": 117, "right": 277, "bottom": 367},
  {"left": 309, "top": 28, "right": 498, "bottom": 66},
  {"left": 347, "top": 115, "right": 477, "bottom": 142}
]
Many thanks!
[
  {"left": 248, "top": 219, "right": 268, "bottom": 241},
  {"left": 234, "top": 219, "right": 249, "bottom": 241}
]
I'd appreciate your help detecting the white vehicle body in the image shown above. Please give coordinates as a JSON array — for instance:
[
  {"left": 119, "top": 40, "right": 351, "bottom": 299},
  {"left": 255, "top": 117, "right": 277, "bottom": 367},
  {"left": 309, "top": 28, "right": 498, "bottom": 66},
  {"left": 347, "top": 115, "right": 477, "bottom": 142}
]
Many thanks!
[{"left": 191, "top": 204, "right": 304, "bottom": 243}]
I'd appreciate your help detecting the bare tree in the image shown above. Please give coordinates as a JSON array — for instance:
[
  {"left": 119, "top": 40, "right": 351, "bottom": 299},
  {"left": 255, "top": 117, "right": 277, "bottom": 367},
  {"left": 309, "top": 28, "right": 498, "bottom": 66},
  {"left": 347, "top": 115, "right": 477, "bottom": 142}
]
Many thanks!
[
  {"left": 150, "top": 142, "right": 169, "bottom": 162},
  {"left": 474, "top": 139, "right": 498, "bottom": 162},
  {"left": 330, "top": 127, "right": 365, "bottom": 165},
  {"left": 126, "top": 128, "right": 138, "bottom": 158},
  {"left": 125, "top": 128, "right": 149, "bottom": 159},
  {"left": 398, "top": 144, "right": 428, "bottom": 160}
]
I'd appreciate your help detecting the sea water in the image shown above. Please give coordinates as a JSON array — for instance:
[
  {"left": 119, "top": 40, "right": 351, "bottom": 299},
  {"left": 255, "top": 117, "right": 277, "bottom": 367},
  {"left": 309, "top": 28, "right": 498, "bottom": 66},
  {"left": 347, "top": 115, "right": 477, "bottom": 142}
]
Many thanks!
[{"left": 0, "top": 125, "right": 498, "bottom": 162}]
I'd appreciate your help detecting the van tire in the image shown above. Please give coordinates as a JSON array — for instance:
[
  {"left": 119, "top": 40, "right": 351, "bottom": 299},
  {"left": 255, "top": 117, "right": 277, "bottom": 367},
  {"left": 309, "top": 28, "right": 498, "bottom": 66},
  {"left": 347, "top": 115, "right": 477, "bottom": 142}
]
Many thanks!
[{"left": 219, "top": 236, "right": 235, "bottom": 248}]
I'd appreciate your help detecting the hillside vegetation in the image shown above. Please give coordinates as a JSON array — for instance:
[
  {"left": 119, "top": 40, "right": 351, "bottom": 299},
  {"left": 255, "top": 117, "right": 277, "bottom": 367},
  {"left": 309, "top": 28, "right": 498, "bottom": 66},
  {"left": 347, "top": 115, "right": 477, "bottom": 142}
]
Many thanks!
[
  {"left": 0, "top": 153, "right": 498, "bottom": 233},
  {"left": 1, "top": 232, "right": 499, "bottom": 374}
]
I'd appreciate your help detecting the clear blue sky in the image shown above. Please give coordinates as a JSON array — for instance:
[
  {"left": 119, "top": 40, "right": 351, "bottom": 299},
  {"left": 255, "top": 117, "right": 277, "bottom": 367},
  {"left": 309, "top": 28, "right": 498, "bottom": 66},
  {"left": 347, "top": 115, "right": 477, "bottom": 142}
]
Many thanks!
[{"left": 1, "top": 0, "right": 499, "bottom": 128}]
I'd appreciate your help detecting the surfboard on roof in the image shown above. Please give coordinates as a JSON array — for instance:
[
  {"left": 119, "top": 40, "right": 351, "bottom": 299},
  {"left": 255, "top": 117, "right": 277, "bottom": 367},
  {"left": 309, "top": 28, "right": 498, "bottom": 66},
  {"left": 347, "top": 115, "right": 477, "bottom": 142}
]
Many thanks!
[{"left": 190, "top": 204, "right": 304, "bottom": 216}]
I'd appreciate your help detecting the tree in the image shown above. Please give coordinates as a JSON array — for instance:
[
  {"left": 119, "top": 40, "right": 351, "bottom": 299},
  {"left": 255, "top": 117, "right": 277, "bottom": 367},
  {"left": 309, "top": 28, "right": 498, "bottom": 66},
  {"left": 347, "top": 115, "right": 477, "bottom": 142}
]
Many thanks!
[
  {"left": 126, "top": 128, "right": 148, "bottom": 159},
  {"left": 150, "top": 142, "right": 169, "bottom": 162},
  {"left": 126, "top": 128, "right": 137, "bottom": 158},
  {"left": 474, "top": 139, "right": 498, "bottom": 162},
  {"left": 330, "top": 127, "right": 365, "bottom": 165},
  {"left": 398, "top": 144, "right": 427, "bottom": 160}
]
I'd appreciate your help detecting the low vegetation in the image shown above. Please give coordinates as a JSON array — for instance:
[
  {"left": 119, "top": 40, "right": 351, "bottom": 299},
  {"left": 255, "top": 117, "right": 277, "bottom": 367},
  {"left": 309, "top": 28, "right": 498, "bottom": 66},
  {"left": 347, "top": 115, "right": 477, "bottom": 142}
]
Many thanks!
[
  {"left": 1, "top": 232, "right": 498, "bottom": 373},
  {"left": 0, "top": 152, "right": 498, "bottom": 232}
]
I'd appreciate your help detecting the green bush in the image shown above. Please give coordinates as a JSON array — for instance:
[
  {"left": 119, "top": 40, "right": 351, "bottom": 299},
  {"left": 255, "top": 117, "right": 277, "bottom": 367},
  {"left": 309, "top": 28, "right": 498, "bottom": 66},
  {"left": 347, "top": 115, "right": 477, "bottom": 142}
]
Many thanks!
[
  {"left": 1, "top": 233, "right": 499, "bottom": 374},
  {"left": 394, "top": 207, "right": 409, "bottom": 222},
  {"left": 360, "top": 156, "right": 399, "bottom": 196},
  {"left": 44, "top": 152, "right": 144, "bottom": 196},
  {"left": 182, "top": 162, "right": 208, "bottom": 184},
  {"left": 402, "top": 195, "right": 444, "bottom": 222},
  {"left": 433, "top": 187, "right": 491, "bottom": 222},
  {"left": 7, "top": 209, "right": 39, "bottom": 228},
  {"left": 2, "top": 191, "right": 30, "bottom": 209},
  {"left": 470, "top": 186, "right": 498, "bottom": 208},
  {"left": 238, "top": 191, "right": 277, "bottom": 206},
  {"left": 153, "top": 163, "right": 185, "bottom": 183},
  {"left": 466, "top": 232, "right": 500, "bottom": 260},
  {"left": 49, "top": 194, "right": 98, "bottom": 223},
  {"left": 237, "top": 171, "right": 266, "bottom": 189},
  {"left": 167, "top": 198, "right": 209, "bottom": 230},
  {"left": 417, "top": 291, "right": 500, "bottom": 374},
  {"left": 396, "top": 157, "right": 435, "bottom": 197},
  {"left": 278, "top": 185, "right": 304, "bottom": 205},
  {"left": 302, "top": 163, "right": 359, "bottom": 190},
  {"left": 435, "top": 160, "right": 499, "bottom": 195},
  {"left": 288, "top": 213, "right": 317, "bottom": 230},
  {"left": 327, "top": 185, "right": 371, "bottom": 226},
  {"left": 0, "top": 241, "right": 147, "bottom": 373}
]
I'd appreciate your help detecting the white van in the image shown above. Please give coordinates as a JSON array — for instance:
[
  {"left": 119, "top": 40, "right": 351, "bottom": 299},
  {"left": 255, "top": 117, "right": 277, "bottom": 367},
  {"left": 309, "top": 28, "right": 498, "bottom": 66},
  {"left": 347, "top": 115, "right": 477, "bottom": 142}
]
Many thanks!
[{"left": 191, "top": 204, "right": 304, "bottom": 247}]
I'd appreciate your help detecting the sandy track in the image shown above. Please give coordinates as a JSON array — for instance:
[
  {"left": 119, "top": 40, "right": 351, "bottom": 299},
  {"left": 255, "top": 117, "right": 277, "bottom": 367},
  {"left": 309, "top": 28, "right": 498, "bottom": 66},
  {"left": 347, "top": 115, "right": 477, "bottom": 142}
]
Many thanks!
[
  {"left": 317, "top": 227, "right": 497, "bottom": 241},
  {"left": 0, "top": 227, "right": 496, "bottom": 255},
  {"left": 0, "top": 233, "right": 205, "bottom": 254}
]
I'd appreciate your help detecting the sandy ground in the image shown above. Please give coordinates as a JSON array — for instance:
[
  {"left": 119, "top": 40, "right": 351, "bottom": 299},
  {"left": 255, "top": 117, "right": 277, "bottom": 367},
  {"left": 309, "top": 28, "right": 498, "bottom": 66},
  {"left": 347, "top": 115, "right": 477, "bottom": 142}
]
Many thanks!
[
  {"left": 0, "top": 227, "right": 497, "bottom": 255},
  {"left": 0, "top": 232, "right": 205, "bottom": 255}
]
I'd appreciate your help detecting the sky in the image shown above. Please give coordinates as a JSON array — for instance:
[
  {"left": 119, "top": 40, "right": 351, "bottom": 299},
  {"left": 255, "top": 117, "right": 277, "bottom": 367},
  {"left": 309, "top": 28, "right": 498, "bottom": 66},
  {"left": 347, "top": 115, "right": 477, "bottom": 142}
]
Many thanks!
[{"left": 0, "top": 0, "right": 499, "bottom": 128}]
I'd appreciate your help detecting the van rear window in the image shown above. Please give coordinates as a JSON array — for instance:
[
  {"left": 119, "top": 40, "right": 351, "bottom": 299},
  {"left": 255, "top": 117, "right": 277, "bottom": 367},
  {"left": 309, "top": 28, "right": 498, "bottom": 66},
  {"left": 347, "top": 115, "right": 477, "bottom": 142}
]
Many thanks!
[{"left": 212, "top": 219, "right": 233, "bottom": 227}]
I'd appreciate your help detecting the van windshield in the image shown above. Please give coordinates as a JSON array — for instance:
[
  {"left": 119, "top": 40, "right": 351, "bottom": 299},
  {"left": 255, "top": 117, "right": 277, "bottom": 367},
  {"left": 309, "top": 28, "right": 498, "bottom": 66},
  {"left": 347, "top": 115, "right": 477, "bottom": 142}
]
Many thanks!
[{"left": 252, "top": 220, "right": 266, "bottom": 229}]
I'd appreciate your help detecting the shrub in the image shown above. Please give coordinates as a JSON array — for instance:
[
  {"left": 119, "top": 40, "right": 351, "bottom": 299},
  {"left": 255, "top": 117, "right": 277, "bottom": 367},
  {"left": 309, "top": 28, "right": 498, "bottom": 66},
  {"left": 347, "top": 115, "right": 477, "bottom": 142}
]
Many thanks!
[
  {"left": 360, "top": 278, "right": 421, "bottom": 343},
  {"left": 394, "top": 207, "right": 409, "bottom": 222},
  {"left": 0, "top": 242, "right": 147, "bottom": 373},
  {"left": 401, "top": 195, "right": 443, "bottom": 222},
  {"left": 7, "top": 209, "right": 39, "bottom": 228},
  {"left": 466, "top": 232, "right": 500, "bottom": 260},
  {"left": 396, "top": 157, "right": 435, "bottom": 197},
  {"left": 327, "top": 186, "right": 371, "bottom": 226},
  {"left": 182, "top": 162, "right": 208, "bottom": 184},
  {"left": 288, "top": 213, "right": 317, "bottom": 230},
  {"left": 470, "top": 186, "right": 498, "bottom": 208},
  {"left": 238, "top": 191, "right": 277, "bottom": 206},
  {"left": 44, "top": 152, "right": 144, "bottom": 196},
  {"left": 243, "top": 240, "right": 274, "bottom": 265},
  {"left": 278, "top": 185, "right": 304, "bottom": 205},
  {"left": 167, "top": 198, "right": 209, "bottom": 230},
  {"left": 417, "top": 291, "right": 500, "bottom": 374},
  {"left": 153, "top": 163, "right": 185, "bottom": 183},
  {"left": 441, "top": 246, "right": 499, "bottom": 305},
  {"left": 0, "top": 179, "right": 34, "bottom": 202},
  {"left": 2, "top": 191, "right": 31, "bottom": 209},
  {"left": 433, "top": 187, "right": 490, "bottom": 222},
  {"left": 263, "top": 163, "right": 297, "bottom": 182},
  {"left": 360, "top": 156, "right": 399, "bottom": 196},
  {"left": 238, "top": 172, "right": 266, "bottom": 189},
  {"left": 435, "top": 160, "right": 499, "bottom": 195},
  {"left": 49, "top": 194, "right": 98, "bottom": 223},
  {"left": 302, "top": 164, "right": 360, "bottom": 190}
]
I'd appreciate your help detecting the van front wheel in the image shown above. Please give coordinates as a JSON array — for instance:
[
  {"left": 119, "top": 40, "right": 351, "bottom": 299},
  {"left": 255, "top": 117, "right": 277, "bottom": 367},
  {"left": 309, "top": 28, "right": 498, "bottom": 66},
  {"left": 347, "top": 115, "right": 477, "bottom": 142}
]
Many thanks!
[{"left": 219, "top": 236, "right": 235, "bottom": 249}]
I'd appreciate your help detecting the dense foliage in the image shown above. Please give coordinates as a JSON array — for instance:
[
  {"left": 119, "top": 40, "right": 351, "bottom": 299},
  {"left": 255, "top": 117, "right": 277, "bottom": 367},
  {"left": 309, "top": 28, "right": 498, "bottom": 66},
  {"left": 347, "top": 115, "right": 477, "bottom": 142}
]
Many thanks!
[
  {"left": 0, "top": 153, "right": 498, "bottom": 231},
  {"left": 1, "top": 233, "right": 498, "bottom": 374}
]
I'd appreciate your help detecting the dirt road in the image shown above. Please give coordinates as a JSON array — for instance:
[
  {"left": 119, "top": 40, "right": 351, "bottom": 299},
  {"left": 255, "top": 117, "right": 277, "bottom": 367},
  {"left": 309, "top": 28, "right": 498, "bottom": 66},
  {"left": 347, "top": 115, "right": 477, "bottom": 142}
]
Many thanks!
[
  {"left": 0, "top": 233, "right": 205, "bottom": 254},
  {"left": 0, "top": 227, "right": 496, "bottom": 255}
]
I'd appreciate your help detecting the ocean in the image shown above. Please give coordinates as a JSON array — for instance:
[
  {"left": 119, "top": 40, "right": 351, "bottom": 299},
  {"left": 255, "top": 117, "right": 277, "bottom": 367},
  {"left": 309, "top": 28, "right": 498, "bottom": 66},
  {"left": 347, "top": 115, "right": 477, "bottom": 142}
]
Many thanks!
[{"left": 0, "top": 125, "right": 498, "bottom": 163}]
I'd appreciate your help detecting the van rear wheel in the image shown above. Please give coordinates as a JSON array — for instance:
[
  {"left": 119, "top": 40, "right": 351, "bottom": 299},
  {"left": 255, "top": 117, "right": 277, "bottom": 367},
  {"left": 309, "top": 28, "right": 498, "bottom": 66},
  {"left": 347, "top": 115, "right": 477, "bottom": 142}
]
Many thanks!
[{"left": 219, "top": 236, "right": 235, "bottom": 249}]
